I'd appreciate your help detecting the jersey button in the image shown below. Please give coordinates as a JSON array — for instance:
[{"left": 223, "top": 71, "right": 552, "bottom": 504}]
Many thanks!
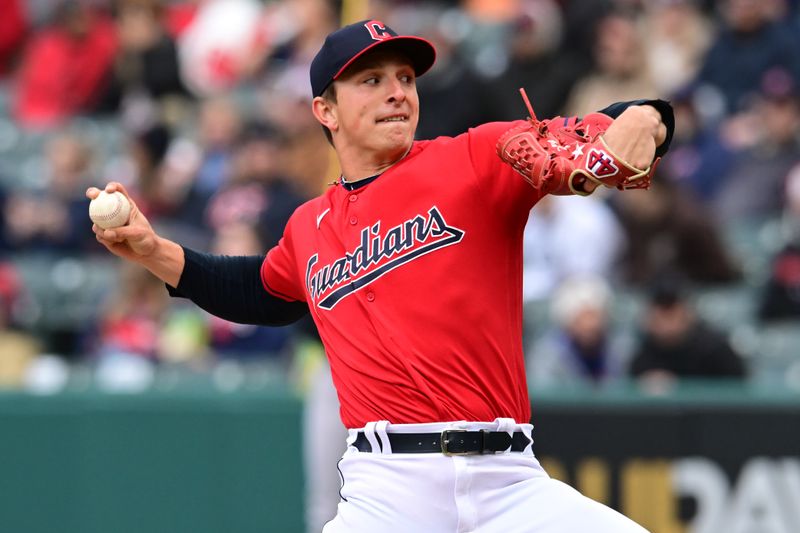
[
  {"left": 349, "top": 216, "right": 358, "bottom": 225},
  {"left": 366, "top": 291, "right": 375, "bottom": 302},
  {"left": 349, "top": 194, "right": 358, "bottom": 202}
]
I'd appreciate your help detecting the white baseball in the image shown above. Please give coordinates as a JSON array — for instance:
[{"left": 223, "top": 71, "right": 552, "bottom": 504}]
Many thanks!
[{"left": 89, "top": 190, "right": 131, "bottom": 229}]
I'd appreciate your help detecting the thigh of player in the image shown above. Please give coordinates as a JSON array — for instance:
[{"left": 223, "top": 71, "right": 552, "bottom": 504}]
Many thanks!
[
  {"left": 323, "top": 451, "right": 649, "bottom": 533},
  {"left": 474, "top": 456, "right": 650, "bottom": 533}
]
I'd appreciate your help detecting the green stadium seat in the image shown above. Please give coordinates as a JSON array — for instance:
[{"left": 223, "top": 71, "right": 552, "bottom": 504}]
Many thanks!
[
  {"left": 693, "top": 284, "right": 758, "bottom": 330},
  {"left": 11, "top": 255, "right": 120, "bottom": 331},
  {"left": 723, "top": 218, "right": 784, "bottom": 286},
  {"left": 748, "top": 322, "right": 800, "bottom": 386}
]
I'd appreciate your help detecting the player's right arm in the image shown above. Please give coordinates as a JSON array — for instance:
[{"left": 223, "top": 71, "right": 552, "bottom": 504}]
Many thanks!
[
  {"left": 166, "top": 248, "right": 309, "bottom": 326},
  {"left": 87, "top": 182, "right": 308, "bottom": 326}
]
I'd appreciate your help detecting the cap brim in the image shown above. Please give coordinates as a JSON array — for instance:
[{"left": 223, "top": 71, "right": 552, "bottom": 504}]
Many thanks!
[{"left": 332, "top": 36, "right": 437, "bottom": 82}]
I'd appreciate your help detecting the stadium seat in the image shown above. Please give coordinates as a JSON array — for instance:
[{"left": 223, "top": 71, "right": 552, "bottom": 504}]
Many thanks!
[
  {"left": 693, "top": 284, "right": 758, "bottom": 330},
  {"left": 748, "top": 322, "right": 800, "bottom": 385}
]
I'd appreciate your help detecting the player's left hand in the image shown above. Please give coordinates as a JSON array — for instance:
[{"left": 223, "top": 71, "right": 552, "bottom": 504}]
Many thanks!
[
  {"left": 496, "top": 93, "right": 671, "bottom": 196},
  {"left": 602, "top": 105, "right": 666, "bottom": 171}
]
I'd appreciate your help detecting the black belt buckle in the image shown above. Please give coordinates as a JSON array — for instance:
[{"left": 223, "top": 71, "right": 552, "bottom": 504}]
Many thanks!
[{"left": 441, "top": 429, "right": 483, "bottom": 456}]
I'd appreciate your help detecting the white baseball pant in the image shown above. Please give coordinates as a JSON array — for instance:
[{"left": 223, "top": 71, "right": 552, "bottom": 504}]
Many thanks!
[{"left": 322, "top": 418, "right": 649, "bottom": 533}]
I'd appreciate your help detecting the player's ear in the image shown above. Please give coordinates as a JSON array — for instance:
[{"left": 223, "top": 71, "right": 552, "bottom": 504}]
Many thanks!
[{"left": 312, "top": 96, "right": 339, "bottom": 133}]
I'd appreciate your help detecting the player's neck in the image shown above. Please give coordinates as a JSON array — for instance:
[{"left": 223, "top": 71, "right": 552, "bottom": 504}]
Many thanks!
[{"left": 338, "top": 145, "right": 412, "bottom": 183}]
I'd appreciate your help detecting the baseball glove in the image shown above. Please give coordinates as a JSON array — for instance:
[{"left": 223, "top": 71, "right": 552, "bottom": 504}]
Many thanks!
[{"left": 496, "top": 89, "right": 659, "bottom": 196}]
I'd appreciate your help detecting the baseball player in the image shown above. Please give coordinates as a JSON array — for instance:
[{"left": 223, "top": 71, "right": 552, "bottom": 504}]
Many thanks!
[{"left": 88, "top": 20, "right": 673, "bottom": 533}]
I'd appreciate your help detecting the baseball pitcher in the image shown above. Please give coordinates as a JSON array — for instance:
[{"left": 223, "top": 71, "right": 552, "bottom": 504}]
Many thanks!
[{"left": 89, "top": 20, "right": 673, "bottom": 533}]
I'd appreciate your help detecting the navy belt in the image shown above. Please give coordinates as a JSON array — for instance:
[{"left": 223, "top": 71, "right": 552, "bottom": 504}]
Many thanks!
[{"left": 353, "top": 429, "right": 531, "bottom": 456}]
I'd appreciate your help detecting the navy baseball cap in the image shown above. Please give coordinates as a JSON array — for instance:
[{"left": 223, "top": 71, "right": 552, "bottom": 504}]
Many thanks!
[{"left": 310, "top": 19, "right": 436, "bottom": 98}]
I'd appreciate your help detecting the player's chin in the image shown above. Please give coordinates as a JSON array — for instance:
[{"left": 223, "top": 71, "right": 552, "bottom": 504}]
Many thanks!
[
  {"left": 378, "top": 124, "right": 414, "bottom": 147},
  {"left": 378, "top": 136, "right": 413, "bottom": 157}
]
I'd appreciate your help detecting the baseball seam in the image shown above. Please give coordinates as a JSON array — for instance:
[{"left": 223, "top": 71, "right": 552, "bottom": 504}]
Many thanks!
[{"left": 93, "top": 195, "right": 125, "bottom": 222}]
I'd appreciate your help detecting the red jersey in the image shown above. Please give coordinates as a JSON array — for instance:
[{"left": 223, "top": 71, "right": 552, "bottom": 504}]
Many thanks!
[{"left": 262, "top": 121, "right": 569, "bottom": 428}]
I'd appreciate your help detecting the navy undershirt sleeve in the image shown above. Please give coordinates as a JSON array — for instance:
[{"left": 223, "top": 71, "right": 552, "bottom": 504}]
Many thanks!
[
  {"left": 166, "top": 247, "right": 309, "bottom": 326},
  {"left": 597, "top": 99, "right": 675, "bottom": 158}
]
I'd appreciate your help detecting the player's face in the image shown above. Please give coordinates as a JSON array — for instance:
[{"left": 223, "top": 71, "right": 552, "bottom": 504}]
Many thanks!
[{"left": 329, "top": 50, "right": 419, "bottom": 161}]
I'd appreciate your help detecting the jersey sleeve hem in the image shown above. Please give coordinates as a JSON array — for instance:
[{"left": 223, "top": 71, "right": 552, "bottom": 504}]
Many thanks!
[{"left": 260, "top": 258, "right": 305, "bottom": 302}]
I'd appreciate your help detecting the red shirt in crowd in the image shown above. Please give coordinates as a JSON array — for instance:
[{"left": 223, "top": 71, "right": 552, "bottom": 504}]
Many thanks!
[
  {"left": 0, "top": 0, "right": 27, "bottom": 77},
  {"left": 14, "top": 10, "right": 117, "bottom": 128}
]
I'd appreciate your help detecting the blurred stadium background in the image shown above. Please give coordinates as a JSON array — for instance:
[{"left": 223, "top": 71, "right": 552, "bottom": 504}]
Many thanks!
[{"left": 0, "top": 0, "right": 799, "bottom": 532}]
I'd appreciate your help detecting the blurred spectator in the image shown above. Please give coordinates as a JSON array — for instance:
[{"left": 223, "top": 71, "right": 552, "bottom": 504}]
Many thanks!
[
  {"left": 0, "top": 0, "right": 28, "bottom": 78},
  {"left": 265, "top": 0, "right": 337, "bottom": 68},
  {"left": 758, "top": 164, "right": 800, "bottom": 321},
  {"left": 454, "top": 0, "right": 517, "bottom": 80},
  {"left": 629, "top": 277, "right": 747, "bottom": 385},
  {"left": 97, "top": 0, "right": 192, "bottom": 123},
  {"left": 188, "top": 96, "right": 241, "bottom": 198},
  {"left": 758, "top": 241, "right": 800, "bottom": 322},
  {"left": 526, "top": 276, "right": 632, "bottom": 388},
  {"left": 413, "top": 5, "right": 495, "bottom": 138},
  {"left": 776, "top": 164, "right": 800, "bottom": 244},
  {"left": 118, "top": 121, "right": 215, "bottom": 249},
  {"left": 107, "top": 122, "right": 176, "bottom": 220},
  {"left": 13, "top": 2, "right": 117, "bottom": 128},
  {"left": 0, "top": 187, "right": 10, "bottom": 253},
  {"left": 609, "top": 179, "right": 741, "bottom": 286},
  {"left": 481, "top": 0, "right": 581, "bottom": 122},
  {"left": 93, "top": 262, "right": 169, "bottom": 362},
  {"left": 144, "top": 97, "right": 242, "bottom": 239},
  {"left": 191, "top": 120, "right": 306, "bottom": 360},
  {"left": 0, "top": 261, "right": 40, "bottom": 388},
  {"left": 91, "top": 260, "right": 207, "bottom": 369},
  {"left": 643, "top": 0, "right": 713, "bottom": 97},
  {"left": 265, "top": 67, "right": 340, "bottom": 199},
  {"left": 557, "top": 0, "right": 612, "bottom": 74},
  {"left": 156, "top": 304, "right": 208, "bottom": 365},
  {"left": 657, "top": 91, "right": 737, "bottom": 201},
  {"left": 712, "top": 68, "right": 800, "bottom": 224},
  {"left": 523, "top": 195, "right": 625, "bottom": 303},
  {"left": 177, "top": 0, "right": 269, "bottom": 96},
  {"left": 206, "top": 220, "right": 294, "bottom": 361},
  {"left": 92, "top": 261, "right": 208, "bottom": 370},
  {"left": 131, "top": 122, "right": 172, "bottom": 203},
  {"left": 564, "top": 11, "right": 658, "bottom": 115},
  {"left": 260, "top": 65, "right": 336, "bottom": 197},
  {"left": 463, "top": 0, "right": 519, "bottom": 22},
  {"left": 3, "top": 132, "right": 99, "bottom": 253},
  {"left": 205, "top": 120, "right": 305, "bottom": 248},
  {"left": 163, "top": 0, "right": 200, "bottom": 38},
  {"left": 256, "top": 0, "right": 339, "bottom": 196},
  {"left": 693, "top": 0, "right": 800, "bottom": 118}
]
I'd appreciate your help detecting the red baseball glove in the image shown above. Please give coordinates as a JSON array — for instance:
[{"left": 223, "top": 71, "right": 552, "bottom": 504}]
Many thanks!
[{"left": 496, "top": 89, "right": 659, "bottom": 195}]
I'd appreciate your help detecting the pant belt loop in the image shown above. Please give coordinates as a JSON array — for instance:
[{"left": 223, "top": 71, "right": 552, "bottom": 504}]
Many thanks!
[
  {"left": 375, "top": 420, "right": 392, "bottom": 454},
  {"left": 494, "top": 417, "right": 517, "bottom": 453},
  {"left": 364, "top": 422, "right": 381, "bottom": 454}
]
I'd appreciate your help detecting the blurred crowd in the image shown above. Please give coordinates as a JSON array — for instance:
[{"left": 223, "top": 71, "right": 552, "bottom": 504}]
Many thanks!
[{"left": 0, "top": 0, "right": 799, "bottom": 395}]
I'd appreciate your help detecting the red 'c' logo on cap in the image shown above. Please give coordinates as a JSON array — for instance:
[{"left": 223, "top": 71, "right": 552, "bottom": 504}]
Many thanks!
[{"left": 365, "top": 20, "right": 391, "bottom": 41}]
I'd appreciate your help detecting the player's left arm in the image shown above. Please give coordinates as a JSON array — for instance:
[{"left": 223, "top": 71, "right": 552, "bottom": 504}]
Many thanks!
[{"left": 496, "top": 94, "right": 674, "bottom": 196}]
